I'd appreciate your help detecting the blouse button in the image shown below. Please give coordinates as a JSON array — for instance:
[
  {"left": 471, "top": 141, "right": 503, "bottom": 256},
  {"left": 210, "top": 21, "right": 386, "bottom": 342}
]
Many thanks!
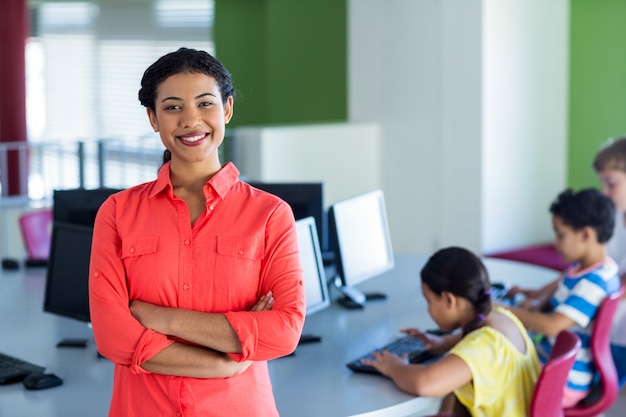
[
  {"left": 209, "top": 204, "right": 214, "bottom": 211},
  {"left": 129, "top": 247, "right": 135, "bottom": 254},
  {"left": 183, "top": 284, "right": 190, "bottom": 290},
  {"left": 94, "top": 272, "right": 100, "bottom": 278},
  {"left": 238, "top": 249, "right": 244, "bottom": 255},
  {"left": 184, "top": 239, "right": 191, "bottom": 245}
]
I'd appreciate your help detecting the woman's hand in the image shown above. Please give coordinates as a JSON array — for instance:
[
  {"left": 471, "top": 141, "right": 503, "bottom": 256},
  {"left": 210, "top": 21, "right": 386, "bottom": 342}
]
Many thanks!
[
  {"left": 249, "top": 291, "right": 274, "bottom": 311},
  {"left": 360, "top": 350, "right": 408, "bottom": 377},
  {"left": 221, "top": 356, "right": 254, "bottom": 376}
]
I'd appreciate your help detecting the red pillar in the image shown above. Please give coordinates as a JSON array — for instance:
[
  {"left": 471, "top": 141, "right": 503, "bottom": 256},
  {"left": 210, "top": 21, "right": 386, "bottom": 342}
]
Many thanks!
[{"left": 0, "top": 0, "right": 28, "bottom": 196}]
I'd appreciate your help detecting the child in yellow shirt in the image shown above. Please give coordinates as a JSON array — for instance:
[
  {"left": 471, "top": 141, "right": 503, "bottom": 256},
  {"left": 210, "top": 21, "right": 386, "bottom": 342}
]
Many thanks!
[{"left": 362, "top": 247, "right": 541, "bottom": 416}]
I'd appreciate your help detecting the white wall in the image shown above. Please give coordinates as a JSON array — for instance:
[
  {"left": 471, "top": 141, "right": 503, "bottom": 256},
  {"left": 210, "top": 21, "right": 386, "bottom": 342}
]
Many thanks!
[
  {"left": 233, "top": 122, "right": 382, "bottom": 208},
  {"left": 439, "top": 0, "right": 483, "bottom": 252},
  {"left": 482, "top": 0, "right": 569, "bottom": 253},
  {"left": 235, "top": 0, "right": 569, "bottom": 257},
  {"left": 349, "top": 0, "right": 446, "bottom": 254},
  {"left": 348, "top": 0, "right": 568, "bottom": 255}
]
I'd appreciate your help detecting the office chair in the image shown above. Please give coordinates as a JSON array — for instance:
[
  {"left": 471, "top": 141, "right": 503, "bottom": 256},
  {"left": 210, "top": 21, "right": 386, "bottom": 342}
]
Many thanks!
[
  {"left": 563, "top": 285, "right": 625, "bottom": 417},
  {"left": 531, "top": 330, "right": 581, "bottom": 417},
  {"left": 18, "top": 208, "right": 53, "bottom": 265}
]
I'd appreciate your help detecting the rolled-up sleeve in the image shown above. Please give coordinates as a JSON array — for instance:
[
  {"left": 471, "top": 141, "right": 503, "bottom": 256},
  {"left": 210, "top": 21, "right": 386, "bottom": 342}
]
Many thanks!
[
  {"left": 89, "top": 196, "right": 174, "bottom": 371},
  {"left": 224, "top": 201, "right": 306, "bottom": 361}
]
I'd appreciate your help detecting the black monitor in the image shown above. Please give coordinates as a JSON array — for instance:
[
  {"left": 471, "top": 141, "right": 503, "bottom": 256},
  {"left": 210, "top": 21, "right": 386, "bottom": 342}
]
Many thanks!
[
  {"left": 47, "top": 187, "right": 120, "bottom": 347},
  {"left": 52, "top": 188, "right": 121, "bottom": 227},
  {"left": 247, "top": 182, "right": 330, "bottom": 259},
  {"left": 43, "top": 222, "right": 94, "bottom": 325},
  {"left": 329, "top": 190, "right": 394, "bottom": 309},
  {"left": 295, "top": 217, "right": 330, "bottom": 344}
]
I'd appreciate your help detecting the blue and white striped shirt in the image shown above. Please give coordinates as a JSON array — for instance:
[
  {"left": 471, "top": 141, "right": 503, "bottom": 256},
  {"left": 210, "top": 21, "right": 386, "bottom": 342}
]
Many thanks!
[{"left": 537, "top": 257, "right": 620, "bottom": 392}]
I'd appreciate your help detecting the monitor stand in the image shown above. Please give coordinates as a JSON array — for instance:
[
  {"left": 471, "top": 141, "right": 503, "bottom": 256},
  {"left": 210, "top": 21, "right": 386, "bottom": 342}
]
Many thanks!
[{"left": 334, "top": 278, "right": 387, "bottom": 309}]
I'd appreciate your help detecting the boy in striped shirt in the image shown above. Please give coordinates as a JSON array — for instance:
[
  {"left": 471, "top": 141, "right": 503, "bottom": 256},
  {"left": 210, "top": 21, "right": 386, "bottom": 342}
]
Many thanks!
[{"left": 507, "top": 188, "right": 621, "bottom": 406}]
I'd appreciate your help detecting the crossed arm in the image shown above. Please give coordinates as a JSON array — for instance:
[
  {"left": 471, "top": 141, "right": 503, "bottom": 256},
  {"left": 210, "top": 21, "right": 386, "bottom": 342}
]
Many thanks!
[{"left": 130, "top": 292, "right": 275, "bottom": 378}]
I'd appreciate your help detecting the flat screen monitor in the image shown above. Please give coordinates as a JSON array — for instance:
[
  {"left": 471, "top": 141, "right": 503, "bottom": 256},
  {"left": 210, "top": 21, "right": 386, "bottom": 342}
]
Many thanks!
[
  {"left": 53, "top": 188, "right": 121, "bottom": 227},
  {"left": 296, "top": 217, "right": 330, "bottom": 316},
  {"left": 43, "top": 222, "right": 94, "bottom": 324},
  {"left": 329, "top": 189, "right": 394, "bottom": 308},
  {"left": 295, "top": 216, "right": 329, "bottom": 344},
  {"left": 247, "top": 182, "right": 329, "bottom": 256}
]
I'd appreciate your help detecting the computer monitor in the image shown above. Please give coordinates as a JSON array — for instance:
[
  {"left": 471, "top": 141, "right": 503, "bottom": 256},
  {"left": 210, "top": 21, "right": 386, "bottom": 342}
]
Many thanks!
[
  {"left": 328, "top": 189, "right": 394, "bottom": 308},
  {"left": 247, "top": 182, "right": 330, "bottom": 259},
  {"left": 43, "top": 222, "right": 94, "bottom": 325},
  {"left": 295, "top": 217, "right": 330, "bottom": 344},
  {"left": 296, "top": 217, "right": 330, "bottom": 316},
  {"left": 52, "top": 188, "right": 121, "bottom": 227}
]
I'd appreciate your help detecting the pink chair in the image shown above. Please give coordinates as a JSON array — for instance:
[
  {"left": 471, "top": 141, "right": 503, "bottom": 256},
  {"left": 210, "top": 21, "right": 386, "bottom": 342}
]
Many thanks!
[
  {"left": 18, "top": 208, "right": 53, "bottom": 263},
  {"left": 564, "top": 285, "right": 625, "bottom": 417},
  {"left": 531, "top": 330, "right": 581, "bottom": 417}
]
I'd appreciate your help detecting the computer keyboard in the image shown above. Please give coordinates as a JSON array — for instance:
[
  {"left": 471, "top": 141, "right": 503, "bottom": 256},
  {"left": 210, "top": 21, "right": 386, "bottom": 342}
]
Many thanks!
[
  {"left": 490, "top": 282, "right": 524, "bottom": 307},
  {"left": 346, "top": 335, "right": 435, "bottom": 374},
  {"left": 0, "top": 352, "right": 45, "bottom": 384}
]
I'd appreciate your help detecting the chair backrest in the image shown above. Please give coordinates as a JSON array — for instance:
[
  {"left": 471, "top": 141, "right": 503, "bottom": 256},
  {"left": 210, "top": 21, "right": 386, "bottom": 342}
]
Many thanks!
[
  {"left": 531, "top": 330, "right": 581, "bottom": 417},
  {"left": 563, "top": 285, "right": 624, "bottom": 417},
  {"left": 18, "top": 208, "right": 53, "bottom": 260}
]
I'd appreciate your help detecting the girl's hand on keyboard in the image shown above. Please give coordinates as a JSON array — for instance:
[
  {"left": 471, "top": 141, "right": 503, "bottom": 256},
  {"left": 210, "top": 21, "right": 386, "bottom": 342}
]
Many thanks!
[
  {"left": 360, "top": 350, "right": 409, "bottom": 377},
  {"left": 400, "top": 328, "right": 448, "bottom": 355}
]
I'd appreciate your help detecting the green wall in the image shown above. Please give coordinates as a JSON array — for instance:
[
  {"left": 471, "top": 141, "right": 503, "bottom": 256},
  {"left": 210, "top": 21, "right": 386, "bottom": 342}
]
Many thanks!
[
  {"left": 214, "top": 0, "right": 347, "bottom": 127},
  {"left": 569, "top": 0, "right": 626, "bottom": 188}
]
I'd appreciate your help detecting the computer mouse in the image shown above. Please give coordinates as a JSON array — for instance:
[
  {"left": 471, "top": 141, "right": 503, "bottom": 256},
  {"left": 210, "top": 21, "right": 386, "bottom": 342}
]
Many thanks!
[{"left": 22, "top": 372, "right": 63, "bottom": 390}]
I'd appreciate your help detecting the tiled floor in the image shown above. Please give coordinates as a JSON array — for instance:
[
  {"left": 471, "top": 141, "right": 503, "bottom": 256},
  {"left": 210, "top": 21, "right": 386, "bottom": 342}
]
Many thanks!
[{"left": 606, "top": 388, "right": 626, "bottom": 417}]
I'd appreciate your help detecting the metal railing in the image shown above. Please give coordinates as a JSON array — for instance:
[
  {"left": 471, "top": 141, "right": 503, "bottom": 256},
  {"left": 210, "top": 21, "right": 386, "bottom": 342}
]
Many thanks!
[
  {"left": 0, "top": 138, "right": 164, "bottom": 202},
  {"left": 0, "top": 138, "right": 164, "bottom": 259}
]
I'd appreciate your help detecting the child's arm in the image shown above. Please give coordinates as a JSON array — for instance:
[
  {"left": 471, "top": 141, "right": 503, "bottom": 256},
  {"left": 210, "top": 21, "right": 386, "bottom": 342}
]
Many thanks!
[
  {"left": 361, "top": 351, "right": 472, "bottom": 397},
  {"left": 507, "top": 275, "right": 561, "bottom": 311},
  {"left": 400, "top": 328, "right": 462, "bottom": 355},
  {"left": 507, "top": 307, "right": 575, "bottom": 337}
]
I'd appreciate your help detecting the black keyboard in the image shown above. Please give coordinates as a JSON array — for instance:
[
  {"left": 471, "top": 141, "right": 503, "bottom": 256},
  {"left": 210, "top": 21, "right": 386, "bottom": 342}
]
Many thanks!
[
  {"left": 346, "top": 335, "right": 435, "bottom": 374},
  {"left": 0, "top": 352, "right": 45, "bottom": 384},
  {"left": 490, "top": 282, "right": 523, "bottom": 307}
]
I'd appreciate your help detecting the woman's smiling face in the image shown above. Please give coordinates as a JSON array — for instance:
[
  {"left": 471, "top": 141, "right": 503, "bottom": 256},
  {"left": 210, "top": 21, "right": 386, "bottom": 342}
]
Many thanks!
[{"left": 147, "top": 71, "right": 233, "bottom": 169}]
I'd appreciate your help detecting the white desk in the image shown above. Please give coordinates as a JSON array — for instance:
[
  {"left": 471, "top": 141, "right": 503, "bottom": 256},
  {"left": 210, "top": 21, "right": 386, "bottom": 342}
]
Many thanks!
[
  {"left": 0, "top": 254, "right": 557, "bottom": 417},
  {"left": 0, "top": 266, "right": 113, "bottom": 416}
]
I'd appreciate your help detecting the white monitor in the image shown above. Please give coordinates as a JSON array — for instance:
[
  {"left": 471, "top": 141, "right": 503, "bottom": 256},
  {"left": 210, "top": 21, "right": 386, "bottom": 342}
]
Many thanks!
[
  {"left": 329, "top": 190, "right": 394, "bottom": 308},
  {"left": 296, "top": 216, "right": 330, "bottom": 316}
]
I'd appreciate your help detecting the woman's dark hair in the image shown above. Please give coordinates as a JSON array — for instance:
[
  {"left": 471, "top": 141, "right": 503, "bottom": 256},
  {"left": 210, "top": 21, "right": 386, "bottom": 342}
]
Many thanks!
[
  {"left": 549, "top": 188, "right": 615, "bottom": 243},
  {"left": 138, "top": 48, "right": 235, "bottom": 166},
  {"left": 420, "top": 247, "right": 492, "bottom": 335},
  {"left": 138, "top": 47, "right": 235, "bottom": 110}
]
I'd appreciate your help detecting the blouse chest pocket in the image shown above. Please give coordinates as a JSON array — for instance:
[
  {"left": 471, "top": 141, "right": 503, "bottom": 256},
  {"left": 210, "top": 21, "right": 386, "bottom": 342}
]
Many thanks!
[
  {"left": 121, "top": 236, "right": 159, "bottom": 299},
  {"left": 214, "top": 236, "right": 264, "bottom": 307}
]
